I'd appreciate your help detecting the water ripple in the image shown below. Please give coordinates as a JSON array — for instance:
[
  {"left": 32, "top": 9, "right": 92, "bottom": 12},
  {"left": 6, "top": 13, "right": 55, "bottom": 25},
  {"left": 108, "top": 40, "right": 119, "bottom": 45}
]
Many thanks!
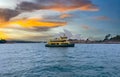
[{"left": 0, "top": 43, "right": 120, "bottom": 77}]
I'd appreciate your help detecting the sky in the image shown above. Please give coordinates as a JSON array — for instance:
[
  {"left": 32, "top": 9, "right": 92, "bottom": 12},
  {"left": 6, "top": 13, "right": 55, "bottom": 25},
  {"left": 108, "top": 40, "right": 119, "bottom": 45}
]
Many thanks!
[{"left": 0, "top": 0, "right": 120, "bottom": 41}]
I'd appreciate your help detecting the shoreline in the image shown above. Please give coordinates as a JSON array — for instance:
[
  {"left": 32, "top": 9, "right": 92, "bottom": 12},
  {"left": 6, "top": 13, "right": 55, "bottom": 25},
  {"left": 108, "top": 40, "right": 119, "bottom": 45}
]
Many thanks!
[{"left": 0, "top": 42, "right": 120, "bottom": 44}]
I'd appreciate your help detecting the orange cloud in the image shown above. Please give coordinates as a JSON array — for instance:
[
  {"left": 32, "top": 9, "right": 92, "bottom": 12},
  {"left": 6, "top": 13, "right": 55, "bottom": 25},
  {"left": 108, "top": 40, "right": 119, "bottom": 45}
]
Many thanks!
[
  {"left": 40, "top": 1, "right": 99, "bottom": 12},
  {"left": 44, "top": 4, "right": 99, "bottom": 12},
  {"left": 81, "top": 25, "right": 98, "bottom": 31},
  {"left": 79, "top": 4, "right": 99, "bottom": 11},
  {"left": 0, "top": 18, "right": 67, "bottom": 40},
  {"left": 93, "top": 16, "right": 110, "bottom": 20},
  {"left": 0, "top": 18, "right": 66, "bottom": 28},
  {"left": 0, "top": 18, "right": 9, "bottom": 28},
  {"left": 10, "top": 18, "right": 66, "bottom": 28},
  {"left": 17, "top": 0, "right": 99, "bottom": 12},
  {"left": 81, "top": 25, "right": 90, "bottom": 30},
  {"left": 96, "top": 16, "right": 110, "bottom": 20},
  {"left": 60, "top": 14, "right": 72, "bottom": 19}
]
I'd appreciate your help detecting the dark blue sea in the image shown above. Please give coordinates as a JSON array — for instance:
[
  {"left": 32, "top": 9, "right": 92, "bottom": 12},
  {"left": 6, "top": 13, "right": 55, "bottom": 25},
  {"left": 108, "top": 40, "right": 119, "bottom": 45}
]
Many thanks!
[{"left": 0, "top": 43, "right": 120, "bottom": 77}]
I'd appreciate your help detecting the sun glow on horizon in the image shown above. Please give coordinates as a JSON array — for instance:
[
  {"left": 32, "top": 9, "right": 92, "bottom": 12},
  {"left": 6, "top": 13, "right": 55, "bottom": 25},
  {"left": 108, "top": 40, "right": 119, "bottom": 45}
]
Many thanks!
[
  {"left": 0, "top": 32, "right": 8, "bottom": 39},
  {"left": 0, "top": 18, "right": 67, "bottom": 40}
]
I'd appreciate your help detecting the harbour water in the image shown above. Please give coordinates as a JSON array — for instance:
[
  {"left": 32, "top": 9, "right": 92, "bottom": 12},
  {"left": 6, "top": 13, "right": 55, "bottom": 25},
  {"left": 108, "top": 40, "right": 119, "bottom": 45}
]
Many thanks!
[{"left": 0, "top": 43, "right": 120, "bottom": 77}]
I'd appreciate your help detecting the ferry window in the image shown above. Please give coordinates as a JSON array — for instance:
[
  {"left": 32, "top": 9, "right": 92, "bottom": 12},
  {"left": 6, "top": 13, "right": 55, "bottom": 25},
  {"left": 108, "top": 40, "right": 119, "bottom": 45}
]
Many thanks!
[{"left": 51, "top": 43, "right": 55, "bottom": 45}]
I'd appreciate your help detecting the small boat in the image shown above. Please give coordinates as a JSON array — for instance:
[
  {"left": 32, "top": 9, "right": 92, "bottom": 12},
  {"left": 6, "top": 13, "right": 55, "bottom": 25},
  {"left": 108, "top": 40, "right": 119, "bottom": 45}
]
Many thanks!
[{"left": 45, "top": 35, "right": 75, "bottom": 47}]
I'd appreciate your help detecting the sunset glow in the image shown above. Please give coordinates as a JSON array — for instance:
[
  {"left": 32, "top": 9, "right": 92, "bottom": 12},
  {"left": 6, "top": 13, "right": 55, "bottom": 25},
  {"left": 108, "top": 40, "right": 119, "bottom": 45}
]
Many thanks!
[
  {"left": 10, "top": 19, "right": 66, "bottom": 28},
  {"left": 0, "top": 32, "right": 8, "bottom": 39},
  {"left": 0, "top": 0, "right": 119, "bottom": 41}
]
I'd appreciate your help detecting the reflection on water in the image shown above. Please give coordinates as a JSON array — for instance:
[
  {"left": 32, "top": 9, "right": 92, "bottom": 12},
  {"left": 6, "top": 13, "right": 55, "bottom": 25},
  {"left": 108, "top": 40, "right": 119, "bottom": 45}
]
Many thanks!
[{"left": 0, "top": 43, "right": 120, "bottom": 77}]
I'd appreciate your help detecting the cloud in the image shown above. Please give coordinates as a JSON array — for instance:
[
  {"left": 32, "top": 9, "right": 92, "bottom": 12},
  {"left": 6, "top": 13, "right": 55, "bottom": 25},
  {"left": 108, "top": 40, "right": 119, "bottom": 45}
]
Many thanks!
[
  {"left": 16, "top": 0, "right": 99, "bottom": 12},
  {"left": 0, "top": 0, "right": 99, "bottom": 24},
  {"left": 60, "top": 14, "right": 73, "bottom": 19},
  {"left": 78, "top": 4, "right": 98, "bottom": 11},
  {"left": 0, "top": 0, "right": 19, "bottom": 9},
  {"left": 0, "top": 0, "right": 99, "bottom": 41},
  {"left": 10, "top": 18, "right": 66, "bottom": 28},
  {"left": 93, "top": 16, "right": 110, "bottom": 20},
  {"left": 0, "top": 0, "right": 99, "bottom": 22},
  {"left": 38, "top": 0, "right": 99, "bottom": 12},
  {"left": 10, "top": 10, "right": 61, "bottom": 20},
  {"left": 0, "top": 9, "right": 66, "bottom": 30},
  {"left": 0, "top": 18, "right": 67, "bottom": 30},
  {"left": 44, "top": 3, "right": 98, "bottom": 12},
  {"left": 0, "top": 8, "right": 67, "bottom": 40},
  {"left": 0, "top": 27, "right": 50, "bottom": 41},
  {"left": 0, "top": 18, "right": 66, "bottom": 40},
  {"left": 0, "top": 0, "right": 34, "bottom": 10},
  {"left": 0, "top": 8, "right": 19, "bottom": 21},
  {"left": 81, "top": 25, "right": 90, "bottom": 30},
  {"left": 81, "top": 25, "right": 99, "bottom": 33},
  {"left": 16, "top": 2, "right": 40, "bottom": 11},
  {"left": 10, "top": 10, "right": 70, "bottom": 26}
]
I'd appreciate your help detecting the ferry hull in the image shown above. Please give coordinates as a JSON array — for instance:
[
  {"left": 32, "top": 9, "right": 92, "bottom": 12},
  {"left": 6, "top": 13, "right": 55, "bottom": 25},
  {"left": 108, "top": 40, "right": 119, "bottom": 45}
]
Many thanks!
[{"left": 45, "top": 44, "right": 75, "bottom": 47}]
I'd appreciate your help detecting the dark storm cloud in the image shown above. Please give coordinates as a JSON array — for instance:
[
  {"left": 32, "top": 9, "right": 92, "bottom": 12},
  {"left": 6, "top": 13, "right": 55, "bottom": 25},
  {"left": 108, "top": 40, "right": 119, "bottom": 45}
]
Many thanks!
[
  {"left": 16, "top": 2, "right": 40, "bottom": 11},
  {"left": 0, "top": 8, "right": 19, "bottom": 21}
]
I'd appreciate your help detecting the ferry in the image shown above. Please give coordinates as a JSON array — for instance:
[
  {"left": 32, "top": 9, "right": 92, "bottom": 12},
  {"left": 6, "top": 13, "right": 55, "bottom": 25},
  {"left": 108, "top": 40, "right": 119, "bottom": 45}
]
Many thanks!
[{"left": 45, "top": 35, "right": 75, "bottom": 47}]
